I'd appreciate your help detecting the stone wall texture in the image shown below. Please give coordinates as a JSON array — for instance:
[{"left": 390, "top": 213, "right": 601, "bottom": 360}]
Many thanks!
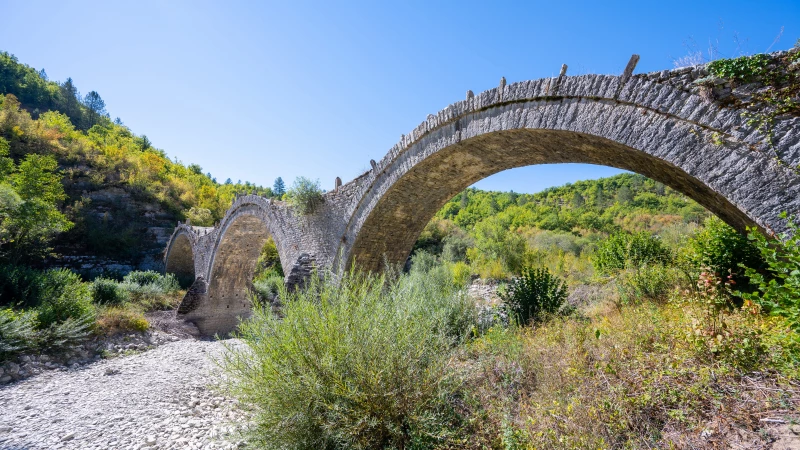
[{"left": 166, "top": 52, "right": 800, "bottom": 335}]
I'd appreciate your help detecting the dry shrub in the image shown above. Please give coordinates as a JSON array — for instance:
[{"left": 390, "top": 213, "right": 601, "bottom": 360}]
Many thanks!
[
  {"left": 457, "top": 300, "right": 800, "bottom": 449},
  {"left": 96, "top": 306, "right": 149, "bottom": 334}
]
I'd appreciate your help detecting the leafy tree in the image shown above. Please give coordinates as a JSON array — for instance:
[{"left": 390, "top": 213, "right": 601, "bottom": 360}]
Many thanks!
[
  {"left": 285, "top": 177, "right": 323, "bottom": 215},
  {"left": 0, "top": 140, "right": 72, "bottom": 263},
  {"left": 684, "top": 216, "right": 763, "bottom": 291},
  {"left": 740, "top": 213, "right": 800, "bottom": 331},
  {"left": 273, "top": 177, "right": 286, "bottom": 197}
]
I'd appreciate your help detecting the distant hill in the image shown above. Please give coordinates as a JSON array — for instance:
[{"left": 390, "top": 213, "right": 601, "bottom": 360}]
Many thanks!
[
  {"left": 0, "top": 51, "right": 272, "bottom": 275},
  {"left": 437, "top": 173, "right": 708, "bottom": 234}
]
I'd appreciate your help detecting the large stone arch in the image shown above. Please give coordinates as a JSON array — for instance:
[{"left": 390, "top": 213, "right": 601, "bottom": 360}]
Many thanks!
[{"left": 337, "top": 74, "right": 800, "bottom": 272}]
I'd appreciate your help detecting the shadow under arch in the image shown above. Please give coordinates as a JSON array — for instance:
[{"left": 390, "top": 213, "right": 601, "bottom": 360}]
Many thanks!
[
  {"left": 164, "top": 232, "right": 196, "bottom": 288},
  {"left": 345, "top": 128, "right": 771, "bottom": 273}
]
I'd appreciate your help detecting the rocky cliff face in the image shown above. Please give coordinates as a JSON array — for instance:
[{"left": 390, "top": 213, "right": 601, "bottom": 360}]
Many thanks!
[{"left": 48, "top": 168, "right": 180, "bottom": 277}]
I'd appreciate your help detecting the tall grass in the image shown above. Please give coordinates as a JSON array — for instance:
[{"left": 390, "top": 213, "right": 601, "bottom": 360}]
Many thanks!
[{"left": 222, "top": 268, "right": 478, "bottom": 449}]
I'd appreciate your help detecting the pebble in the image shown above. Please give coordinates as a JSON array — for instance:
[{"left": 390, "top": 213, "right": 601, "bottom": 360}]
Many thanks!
[{"left": 0, "top": 339, "right": 247, "bottom": 449}]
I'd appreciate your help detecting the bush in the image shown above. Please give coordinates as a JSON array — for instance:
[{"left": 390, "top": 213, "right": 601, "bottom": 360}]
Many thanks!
[
  {"left": 615, "top": 265, "right": 685, "bottom": 304},
  {"left": 251, "top": 274, "right": 284, "bottom": 303},
  {"left": 442, "top": 232, "right": 472, "bottom": 262},
  {"left": 96, "top": 306, "right": 149, "bottom": 334},
  {"left": 451, "top": 261, "right": 472, "bottom": 287},
  {"left": 0, "top": 308, "right": 37, "bottom": 360},
  {"left": 0, "top": 263, "right": 47, "bottom": 308},
  {"left": 36, "top": 268, "right": 95, "bottom": 329},
  {"left": 499, "top": 267, "right": 568, "bottom": 325},
  {"left": 740, "top": 213, "right": 800, "bottom": 331},
  {"left": 223, "top": 271, "right": 477, "bottom": 449},
  {"left": 123, "top": 270, "right": 163, "bottom": 287},
  {"left": 120, "top": 271, "right": 181, "bottom": 310},
  {"left": 285, "top": 176, "right": 324, "bottom": 215},
  {"left": 410, "top": 249, "right": 438, "bottom": 274},
  {"left": 91, "top": 278, "right": 130, "bottom": 305},
  {"left": 592, "top": 231, "right": 672, "bottom": 274},
  {"left": 684, "top": 216, "right": 763, "bottom": 291}
]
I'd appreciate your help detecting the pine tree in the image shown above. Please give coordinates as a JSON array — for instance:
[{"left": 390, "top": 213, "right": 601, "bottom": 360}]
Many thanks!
[{"left": 273, "top": 177, "right": 286, "bottom": 197}]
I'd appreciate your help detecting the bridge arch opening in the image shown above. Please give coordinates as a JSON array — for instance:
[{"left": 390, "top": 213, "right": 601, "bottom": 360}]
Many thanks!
[
  {"left": 345, "top": 128, "right": 769, "bottom": 273},
  {"left": 191, "top": 214, "right": 274, "bottom": 335},
  {"left": 164, "top": 233, "right": 196, "bottom": 289}
]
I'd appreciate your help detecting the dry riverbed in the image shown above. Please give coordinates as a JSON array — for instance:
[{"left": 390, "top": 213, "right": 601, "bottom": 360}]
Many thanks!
[{"left": 0, "top": 338, "right": 247, "bottom": 450}]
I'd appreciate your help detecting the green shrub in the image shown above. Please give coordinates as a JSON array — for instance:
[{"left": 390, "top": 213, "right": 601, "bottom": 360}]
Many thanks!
[
  {"left": 223, "top": 271, "right": 476, "bottom": 449},
  {"left": 410, "top": 249, "right": 438, "bottom": 274},
  {"left": 0, "top": 308, "right": 37, "bottom": 360},
  {"left": 123, "top": 270, "right": 163, "bottom": 287},
  {"left": 36, "top": 268, "right": 95, "bottom": 329},
  {"left": 451, "top": 261, "right": 472, "bottom": 287},
  {"left": 499, "top": 267, "right": 567, "bottom": 325},
  {"left": 36, "top": 315, "right": 94, "bottom": 351},
  {"left": 285, "top": 176, "right": 324, "bottom": 215},
  {"left": 0, "top": 264, "right": 47, "bottom": 308},
  {"left": 615, "top": 265, "right": 685, "bottom": 304},
  {"left": 684, "top": 216, "right": 763, "bottom": 290},
  {"left": 91, "top": 278, "right": 130, "bottom": 305},
  {"left": 442, "top": 232, "right": 472, "bottom": 262},
  {"left": 120, "top": 271, "right": 180, "bottom": 309},
  {"left": 592, "top": 231, "right": 672, "bottom": 274},
  {"left": 740, "top": 213, "right": 800, "bottom": 331},
  {"left": 251, "top": 274, "right": 284, "bottom": 303},
  {"left": 254, "top": 237, "right": 283, "bottom": 280}
]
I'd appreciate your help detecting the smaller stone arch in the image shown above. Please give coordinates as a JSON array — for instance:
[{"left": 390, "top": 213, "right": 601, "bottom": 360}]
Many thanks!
[
  {"left": 177, "top": 195, "right": 311, "bottom": 335},
  {"left": 164, "top": 226, "right": 197, "bottom": 289}
]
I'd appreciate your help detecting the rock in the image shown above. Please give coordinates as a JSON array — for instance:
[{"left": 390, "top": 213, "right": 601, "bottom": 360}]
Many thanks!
[
  {"left": 144, "top": 435, "right": 157, "bottom": 446},
  {"left": 61, "top": 432, "right": 75, "bottom": 441},
  {"left": 0, "top": 426, "right": 12, "bottom": 432}
]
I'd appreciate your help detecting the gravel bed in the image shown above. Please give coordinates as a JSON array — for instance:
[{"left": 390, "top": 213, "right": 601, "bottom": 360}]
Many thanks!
[{"left": 0, "top": 339, "right": 248, "bottom": 450}]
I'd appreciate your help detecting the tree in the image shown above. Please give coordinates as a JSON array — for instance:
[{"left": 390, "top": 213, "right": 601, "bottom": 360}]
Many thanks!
[
  {"left": 83, "top": 91, "right": 106, "bottom": 126},
  {"left": 273, "top": 177, "right": 286, "bottom": 197},
  {"left": 616, "top": 185, "right": 633, "bottom": 204},
  {"left": 0, "top": 142, "right": 72, "bottom": 263},
  {"left": 285, "top": 177, "right": 323, "bottom": 215},
  {"left": 225, "top": 178, "right": 232, "bottom": 185},
  {"left": 58, "top": 78, "right": 83, "bottom": 127},
  {"left": 37, "top": 68, "right": 48, "bottom": 81},
  {"left": 571, "top": 191, "right": 585, "bottom": 208},
  {"left": 138, "top": 135, "right": 152, "bottom": 150}
]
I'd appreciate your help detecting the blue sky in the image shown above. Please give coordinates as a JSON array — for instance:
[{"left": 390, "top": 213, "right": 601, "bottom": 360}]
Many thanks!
[{"left": 2, "top": 0, "right": 799, "bottom": 193}]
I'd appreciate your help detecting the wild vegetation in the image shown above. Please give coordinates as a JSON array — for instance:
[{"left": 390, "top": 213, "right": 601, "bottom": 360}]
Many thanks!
[
  {"left": 1, "top": 46, "right": 799, "bottom": 448},
  {"left": 225, "top": 215, "right": 800, "bottom": 448}
]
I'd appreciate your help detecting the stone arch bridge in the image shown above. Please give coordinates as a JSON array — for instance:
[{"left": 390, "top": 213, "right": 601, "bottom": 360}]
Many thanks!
[{"left": 166, "top": 54, "right": 800, "bottom": 335}]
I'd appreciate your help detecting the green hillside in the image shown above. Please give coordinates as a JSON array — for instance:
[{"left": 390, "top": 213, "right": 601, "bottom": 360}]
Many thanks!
[
  {"left": 415, "top": 173, "right": 710, "bottom": 281},
  {"left": 0, "top": 51, "right": 273, "bottom": 272}
]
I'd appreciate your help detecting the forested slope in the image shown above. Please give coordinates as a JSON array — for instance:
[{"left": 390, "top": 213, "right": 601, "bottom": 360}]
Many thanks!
[{"left": 0, "top": 51, "right": 272, "bottom": 273}]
